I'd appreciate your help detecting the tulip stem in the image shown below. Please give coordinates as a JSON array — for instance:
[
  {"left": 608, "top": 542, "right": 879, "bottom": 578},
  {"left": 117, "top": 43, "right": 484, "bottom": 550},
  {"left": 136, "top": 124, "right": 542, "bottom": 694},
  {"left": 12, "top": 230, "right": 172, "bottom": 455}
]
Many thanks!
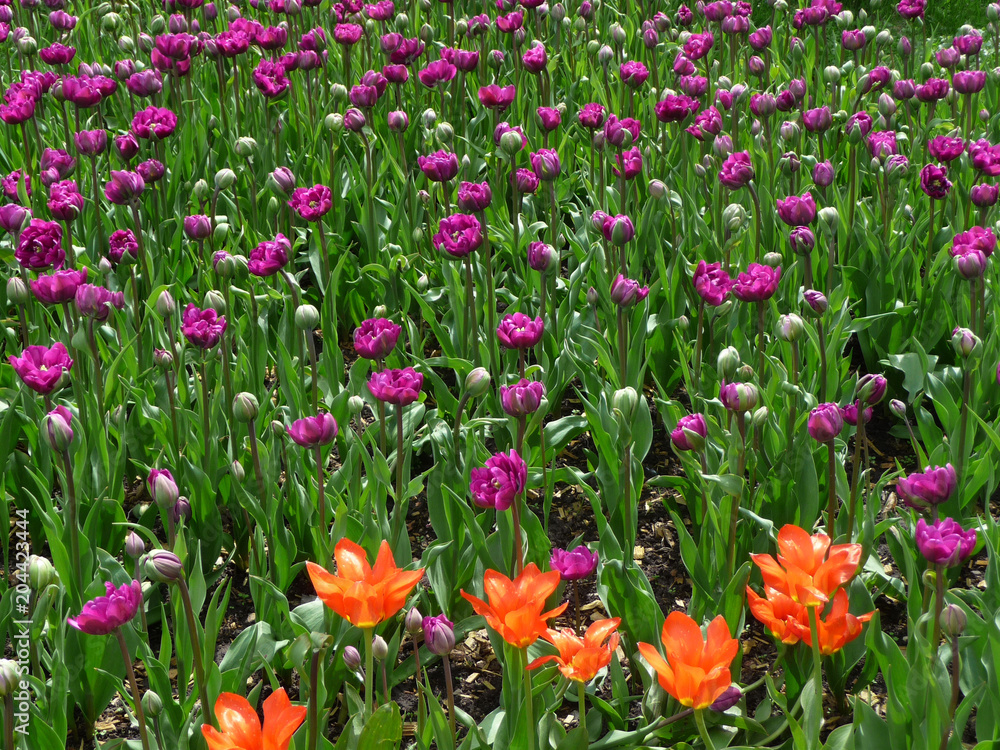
[
  {"left": 826, "top": 442, "right": 837, "bottom": 536},
  {"left": 86, "top": 317, "right": 105, "bottom": 417},
  {"left": 178, "top": 578, "right": 216, "bottom": 730},
  {"left": 364, "top": 628, "right": 375, "bottom": 718},
  {"left": 807, "top": 605, "right": 824, "bottom": 739},
  {"left": 694, "top": 300, "right": 704, "bottom": 397},
  {"left": 314, "top": 445, "right": 328, "bottom": 554},
  {"left": 727, "top": 414, "right": 747, "bottom": 581},
  {"left": 939, "top": 634, "right": 960, "bottom": 750},
  {"left": 956, "top": 369, "right": 972, "bottom": 486},
  {"left": 523, "top": 649, "right": 536, "bottom": 750},
  {"left": 443, "top": 654, "right": 457, "bottom": 748},
  {"left": 309, "top": 646, "right": 322, "bottom": 750},
  {"left": 479, "top": 210, "right": 498, "bottom": 379},
  {"left": 694, "top": 709, "right": 716, "bottom": 750},
  {"left": 512, "top": 418, "right": 527, "bottom": 576},
  {"left": 60, "top": 446, "right": 83, "bottom": 599},
  {"left": 200, "top": 360, "right": 212, "bottom": 475},
  {"left": 465, "top": 256, "right": 479, "bottom": 366},
  {"left": 931, "top": 563, "right": 945, "bottom": 663},
  {"left": 577, "top": 681, "right": 588, "bottom": 743},
  {"left": 816, "top": 319, "right": 828, "bottom": 403},
  {"left": 845, "top": 409, "right": 864, "bottom": 543},
  {"left": 115, "top": 628, "right": 151, "bottom": 750},
  {"left": 756, "top": 301, "right": 766, "bottom": 382}
]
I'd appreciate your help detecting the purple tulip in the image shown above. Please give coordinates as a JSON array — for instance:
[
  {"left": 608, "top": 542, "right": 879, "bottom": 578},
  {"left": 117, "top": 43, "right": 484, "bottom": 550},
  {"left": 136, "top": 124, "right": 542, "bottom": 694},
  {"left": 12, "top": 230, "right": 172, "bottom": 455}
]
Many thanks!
[
  {"left": 671, "top": 413, "right": 708, "bottom": 451},
  {"left": 953, "top": 71, "right": 986, "bottom": 95},
  {"left": 477, "top": 84, "right": 516, "bottom": 113},
  {"left": 108, "top": 229, "right": 139, "bottom": 265},
  {"left": 536, "top": 106, "right": 561, "bottom": 132},
  {"left": 433, "top": 214, "right": 483, "bottom": 258},
  {"left": 248, "top": 234, "right": 291, "bottom": 277},
  {"left": 655, "top": 94, "right": 701, "bottom": 124},
  {"left": 929, "top": 136, "right": 966, "bottom": 163},
  {"left": 288, "top": 184, "right": 332, "bottom": 221},
  {"left": 683, "top": 30, "right": 714, "bottom": 60},
  {"left": 354, "top": 318, "right": 402, "bottom": 360},
  {"left": 114, "top": 132, "right": 140, "bottom": 161},
  {"left": 500, "top": 378, "right": 546, "bottom": 417},
  {"left": 522, "top": 43, "right": 547, "bottom": 74},
  {"left": 0, "top": 204, "right": 29, "bottom": 234},
  {"left": 897, "top": 0, "right": 925, "bottom": 18},
  {"left": 417, "top": 58, "right": 457, "bottom": 88},
  {"left": 732, "top": 263, "right": 781, "bottom": 302},
  {"left": 75, "top": 284, "right": 124, "bottom": 320},
  {"left": 841, "top": 29, "right": 866, "bottom": 51},
  {"left": 954, "top": 34, "right": 983, "bottom": 56},
  {"left": 893, "top": 79, "right": 916, "bottom": 100},
  {"left": 496, "top": 312, "right": 544, "bottom": 350},
  {"left": 802, "top": 106, "right": 832, "bottom": 133},
  {"left": 457, "top": 181, "right": 492, "bottom": 213},
  {"left": 47, "top": 180, "right": 84, "bottom": 222},
  {"left": 971, "top": 183, "right": 1000, "bottom": 207},
  {"left": 776, "top": 192, "right": 817, "bottom": 227},
  {"left": 790, "top": 226, "right": 816, "bottom": 255},
  {"left": 897, "top": 465, "right": 957, "bottom": 510},
  {"left": 67, "top": 580, "right": 142, "bottom": 635},
  {"left": 131, "top": 106, "right": 178, "bottom": 140},
  {"left": 74, "top": 129, "right": 107, "bottom": 156},
  {"left": 620, "top": 61, "right": 649, "bottom": 88},
  {"left": 687, "top": 107, "right": 724, "bottom": 141},
  {"left": 920, "top": 164, "right": 951, "bottom": 200},
  {"left": 137, "top": 159, "right": 165, "bottom": 184},
  {"left": 288, "top": 413, "right": 339, "bottom": 448},
  {"left": 550, "top": 545, "right": 599, "bottom": 580},
  {"left": 31, "top": 267, "right": 88, "bottom": 305},
  {"left": 845, "top": 111, "right": 874, "bottom": 139},
  {"left": 9, "top": 342, "right": 73, "bottom": 394},
  {"left": 422, "top": 614, "right": 456, "bottom": 655},
  {"left": 953, "top": 226, "right": 996, "bottom": 257},
  {"left": 720, "top": 381, "right": 759, "bottom": 412},
  {"left": 610, "top": 274, "right": 649, "bottom": 307},
  {"left": 368, "top": 367, "right": 424, "bottom": 406},
  {"left": 183, "top": 215, "right": 212, "bottom": 242},
  {"left": 181, "top": 303, "right": 227, "bottom": 349},
  {"left": 418, "top": 150, "right": 459, "bottom": 182},
  {"left": 915, "top": 517, "right": 976, "bottom": 567},
  {"left": 104, "top": 170, "right": 145, "bottom": 205},
  {"left": 469, "top": 449, "right": 527, "bottom": 510},
  {"left": 530, "top": 149, "right": 561, "bottom": 181},
  {"left": 808, "top": 403, "right": 844, "bottom": 442},
  {"left": 812, "top": 161, "right": 834, "bottom": 187},
  {"left": 718, "top": 151, "right": 754, "bottom": 189},
  {"left": 693, "top": 261, "right": 734, "bottom": 306},
  {"left": 841, "top": 402, "right": 872, "bottom": 426},
  {"left": 578, "top": 102, "right": 606, "bottom": 129},
  {"left": 16, "top": 219, "right": 65, "bottom": 270}
]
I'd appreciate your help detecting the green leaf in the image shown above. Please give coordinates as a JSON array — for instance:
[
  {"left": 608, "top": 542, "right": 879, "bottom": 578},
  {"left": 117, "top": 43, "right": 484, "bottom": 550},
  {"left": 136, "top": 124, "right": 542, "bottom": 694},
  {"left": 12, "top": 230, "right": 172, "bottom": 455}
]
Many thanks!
[{"left": 358, "top": 703, "right": 402, "bottom": 750}]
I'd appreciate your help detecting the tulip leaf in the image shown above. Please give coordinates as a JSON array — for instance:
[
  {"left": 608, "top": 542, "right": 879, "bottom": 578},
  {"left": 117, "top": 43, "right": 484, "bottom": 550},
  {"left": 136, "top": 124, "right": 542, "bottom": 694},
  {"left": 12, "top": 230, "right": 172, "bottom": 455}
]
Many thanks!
[{"left": 358, "top": 703, "right": 402, "bottom": 750}]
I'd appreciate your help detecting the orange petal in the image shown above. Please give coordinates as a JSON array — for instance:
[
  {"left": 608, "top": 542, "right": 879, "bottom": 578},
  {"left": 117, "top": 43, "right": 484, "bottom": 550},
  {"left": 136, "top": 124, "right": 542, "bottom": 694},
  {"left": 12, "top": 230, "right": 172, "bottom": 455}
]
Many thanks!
[
  {"left": 525, "top": 568, "right": 563, "bottom": 604},
  {"left": 637, "top": 641, "right": 673, "bottom": 684},
  {"left": 370, "top": 541, "right": 399, "bottom": 582},
  {"left": 660, "top": 612, "right": 704, "bottom": 668},
  {"left": 526, "top": 654, "right": 559, "bottom": 670},
  {"left": 262, "top": 688, "right": 308, "bottom": 750},
  {"left": 584, "top": 618, "right": 621, "bottom": 648},
  {"left": 750, "top": 553, "right": 792, "bottom": 597},
  {"left": 211, "top": 693, "right": 262, "bottom": 750},
  {"left": 378, "top": 568, "right": 425, "bottom": 620},
  {"left": 202, "top": 725, "right": 241, "bottom": 750},
  {"left": 334, "top": 538, "right": 372, "bottom": 582},
  {"left": 701, "top": 616, "right": 738, "bottom": 672},
  {"left": 483, "top": 569, "right": 516, "bottom": 607},
  {"left": 777, "top": 525, "right": 828, "bottom": 575}
]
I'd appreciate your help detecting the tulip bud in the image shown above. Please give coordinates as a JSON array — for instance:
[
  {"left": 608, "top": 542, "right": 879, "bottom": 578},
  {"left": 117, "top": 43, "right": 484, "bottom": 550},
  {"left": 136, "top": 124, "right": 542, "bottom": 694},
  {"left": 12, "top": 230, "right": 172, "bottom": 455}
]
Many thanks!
[
  {"left": 142, "top": 691, "right": 163, "bottom": 718},
  {"left": 372, "top": 635, "right": 389, "bottom": 660},
  {"left": 230, "top": 460, "right": 245, "bottom": 483},
  {"left": 722, "top": 203, "right": 748, "bottom": 232},
  {"left": 17, "top": 35, "right": 38, "bottom": 55},
  {"left": 41, "top": 409, "right": 74, "bottom": 452},
  {"left": 203, "top": 289, "right": 226, "bottom": 313},
  {"left": 941, "top": 604, "right": 967, "bottom": 637},
  {"left": 271, "top": 420, "right": 286, "bottom": 437},
  {"left": 612, "top": 387, "right": 639, "bottom": 420},
  {"left": 989, "top": 2, "right": 1000, "bottom": 22},
  {"left": 7, "top": 277, "right": 29, "bottom": 305},
  {"left": 344, "top": 646, "right": 362, "bottom": 670},
  {"left": 677, "top": 315, "right": 689, "bottom": 330},
  {"left": 28, "top": 556, "right": 55, "bottom": 591},
  {"left": 295, "top": 304, "right": 320, "bottom": 330},
  {"left": 777, "top": 313, "right": 805, "bottom": 342},
  {"left": 763, "top": 252, "right": 783, "bottom": 267},
  {"left": 818, "top": 207, "right": 840, "bottom": 235},
  {"left": 405, "top": 608, "right": 424, "bottom": 634},
  {"left": 717, "top": 346, "right": 741, "bottom": 379},
  {"left": 214, "top": 168, "right": 237, "bottom": 190},
  {"left": 144, "top": 549, "right": 184, "bottom": 583},
  {"left": 587, "top": 286, "right": 599, "bottom": 306},
  {"left": 856, "top": 373, "right": 887, "bottom": 406},
  {"left": 803, "top": 290, "right": 829, "bottom": 317},
  {"left": 951, "top": 327, "right": 981, "bottom": 359},
  {"left": 436, "top": 122, "right": 454, "bottom": 144},
  {"left": 154, "top": 348, "right": 174, "bottom": 369},
  {"left": 0, "top": 661, "right": 20, "bottom": 698},
  {"left": 649, "top": 179, "right": 667, "bottom": 200},
  {"left": 889, "top": 399, "right": 907, "bottom": 419},
  {"left": 232, "top": 392, "right": 259, "bottom": 423},
  {"left": 499, "top": 129, "right": 523, "bottom": 157},
  {"left": 234, "top": 137, "right": 258, "bottom": 158},
  {"left": 125, "top": 531, "right": 146, "bottom": 559},
  {"left": 465, "top": 367, "right": 491, "bottom": 398},
  {"left": 423, "top": 615, "right": 456, "bottom": 655},
  {"left": 172, "top": 497, "right": 191, "bottom": 524},
  {"left": 751, "top": 406, "right": 769, "bottom": 429},
  {"left": 878, "top": 93, "right": 896, "bottom": 118},
  {"left": 824, "top": 66, "right": 841, "bottom": 84}
]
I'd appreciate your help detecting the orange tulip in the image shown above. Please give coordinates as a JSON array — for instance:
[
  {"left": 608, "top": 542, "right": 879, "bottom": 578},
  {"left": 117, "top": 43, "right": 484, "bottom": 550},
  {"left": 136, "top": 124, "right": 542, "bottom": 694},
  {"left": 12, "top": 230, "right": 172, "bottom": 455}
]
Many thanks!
[
  {"left": 460, "top": 564, "right": 568, "bottom": 649},
  {"left": 527, "top": 618, "right": 621, "bottom": 682},
  {"left": 746, "top": 588, "right": 806, "bottom": 645},
  {"left": 750, "top": 524, "right": 862, "bottom": 607},
  {"left": 796, "top": 589, "right": 875, "bottom": 656},
  {"left": 306, "top": 538, "right": 424, "bottom": 629},
  {"left": 202, "top": 688, "right": 307, "bottom": 750},
  {"left": 637, "top": 612, "right": 739, "bottom": 710}
]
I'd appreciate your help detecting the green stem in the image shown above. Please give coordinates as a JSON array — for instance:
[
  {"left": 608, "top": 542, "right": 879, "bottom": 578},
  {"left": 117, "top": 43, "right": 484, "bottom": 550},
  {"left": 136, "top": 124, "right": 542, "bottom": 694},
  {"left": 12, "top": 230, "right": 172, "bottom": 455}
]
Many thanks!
[
  {"left": 577, "top": 682, "right": 588, "bottom": 744},
  {"left": 115, "top": 628, "right": 152, "bottom": 750},
  {"left": 61, "top": 448, "right": 83, "bottom": 598},
  {"left": 807, "top": 605, "right": 824, "bottom": 740},
  {"left": 523, "top": 649, "right": 536, "bottom": 750},
  {"left": 4, "top": 694, "right": 14, "bottom": 750},
  {"left": 826, "top": 441, "right": 837, "bottom": 536},
  {"left": 200, "top": 360, "right": 212, "bottom": 475},
  {"left": 178, "top": 578, "right": 216, "bottom": 730},
  {"left": 443, "top": 655, "right": 457, "bottom": 749},
  {"left": 931, "top": 563, "right": 945, "bottom": 663},
  {"left": 391, "top": 406, "right": 406, "bottom": 548},
  {"left": 364, "top": 628, "right": 375, "bottom": 718},
  {"left": 694, "top": 709, "right": 716, "bottom": 750}
]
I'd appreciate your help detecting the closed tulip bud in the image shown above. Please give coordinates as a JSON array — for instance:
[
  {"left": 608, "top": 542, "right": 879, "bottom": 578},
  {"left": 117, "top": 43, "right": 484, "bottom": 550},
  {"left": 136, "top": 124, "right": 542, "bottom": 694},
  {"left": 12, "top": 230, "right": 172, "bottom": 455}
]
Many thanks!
[
  {"left": 203, "top": 289, "right": 226, "bottom": 314},
  {"left": 154, "top": 348, "right": 174, "bottom": 369},
  {"left": 763, "top": 251, "right": 783, "bottom": 267},
  {"left": 271, "top": 420, "right": 286, "bottom": 437},
  {"left": 0, "top": 661, "right": 19, "bottom": 698},
  {"left": 142, "top": 691, "right": 163, "bottom": 718},
  {"left": 7, "top": 277, "right": 29, "bottom": 305},
  {"left": 144, "top": 549, "right": 183, "bottom": 583},
  {"left": 803, "top": 289, "right": 828, "bottom": 317},
  {"left": 436, "top": 122, "right": 454, "bottom": 144},
  {"left": 610, "top": 23, "right": 626, "bottom": 46},
  {"left": 232, "top": 393, "right": 259, "bottom": 423},
  {"left": 981, "top": 109, "right": 990, "bottom": 123},
  {"left": 824, "top": 66, "right": 841, "bottom": 84},
  {"left": 752, "top": 406, "right": 769, "bottom": 428},
  {"left": 231, "top": 460, "right": 245, "bottom": 483},
  {"left": 989, "top": 3, "right": 1000, "bottom": 22},
  {"left": 465, "top": 367, "right": 491, "bottom": 397},
  {"left": 677, "top": 315, "right": 689, "bottom": 330},
  {"left": 41, "top": 409, "right": 74, "bottom": 452},
  {"left": 330, "top": 84, "right": 349, "bottom": 103},
  {"left": 234, "top": 137, "right": 257, "bottom": 158},
  {"left": 405, "top": 608, "right": 424, "bottom": 634},
  {"left": 875, "top": 29, "right": 891, "bottom": 47},
  {"left": 694, "top": 163, "right": 707, "bottom": 178},
  {"left": 295, "top": 304, "right": 320, "bottom": 330},
  {"left": 28, "top": 556, "right": 55, "bottom": 591},
  {"left": 344, "top": 646, "right": 362, "bottom": 670},
  {"left": 497, "top": 130, "right": 522, "bottom": 158},
  {"left": 856, "top": 373, "right": 887, "bottom": 405},
  {"left": 941, "top": 604, "right": 967, "bottom": 637},
  {"left": 423, "top": 614, "right": 455, "bottom": 655},
  {"left": 125, "top": 531, "right": 146, "bottom": 559},
  {"left": 717, "top": 346, "right": 741, "bottom": 379},
  {"left": 172, "top": 497, "right": 191, "bottom": 523},
  {"left": 878, "top": 93, "right": 896, "bottom": 118},
  {"left": 723, "top": 203, "right": 748, "bottom": 232},
  {"left": 612, "top": 387, "right": 639, "bottom": 420},
  {"left": 119, "top": 36, "right": 135, "bottom": 52},
  {"left": 214, "top": 169, "right": 236, "bottom": 191},
  {"left": 18, "top": 35, "right": 37, "bottom": 55},
  {"left": 416, "top": 273, "right": 429, "bottom": 291},
  {"left": 889, "top": 399, "right": 907, "bottom": 419},
  {"left": 951, "top": 327, "right": 981, "bottom": 358},
  {"left": 721, "top": 381, "right": 759, "bottom": 412},
  {"left": 649, "top": 179, "right": 667, "bottom": 200},
  {"left": 818, "top": 206, "right": 840, "bottom": 235},
  {"left": 583, "top": 287, "right": 598, "bottom": 307},
  {"left": 736, "top": 364, "right": 756, "bottom": 382},
  {"left": 372, "top": 635, "right": 389, "bottom": 660},
  {"left": 777, "top": 313, "right": 805, "bottom": 342}
]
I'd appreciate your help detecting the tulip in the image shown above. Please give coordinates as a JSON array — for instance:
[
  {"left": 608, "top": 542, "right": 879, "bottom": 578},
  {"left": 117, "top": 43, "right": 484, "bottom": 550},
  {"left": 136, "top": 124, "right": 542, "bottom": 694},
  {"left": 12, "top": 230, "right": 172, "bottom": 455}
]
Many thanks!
[
  {"left": 131, "top": 106, "right": 178, "bottom": 139},
  {"left": 104, "top": 170, "right": 145, "bottom": 205},
  {"left": 527, "top": 618, "right": 621, "bottom": 685},
  {"left": 181, "top": 303, "right": 227, "bottom": 349},
  {"left": 610, "top": 275, "right": 649, "bottom": 306},
  {"left": 550, "top": 546, "right": 599, "bottom": 580},
  {"left": 671, "top": 413, "right": 708, "bottom": 452},
  {"left": 478, "top": 84, "right": 516, "bottom": 112},
  {"left": 15, "top": 219, "right": 65, "bottom": 269},
  {"left": 527, "top": 242, "right": 554, "bottom": 272},
  {"left": 578, "top": 102, "right": 606, "bottom": 129},
  {"left": 30, "top": 268, "right": 88, "bottom": 305},
  {"left": 897, "top": 465, "right": 957, "bottom": 510},
  {"left": 915, "top": 518, "right": 977, "bottom": 567},
  {"left": 202, "top": 689, "right": 307, "bottom": 750},
  {"left": 602, "top": 214, "right": 635, "bottom": 245},
  {"left": 920, "top": 164, "right": 951, "bottom": 200},
  {"left": 460, "top": 565, "right": 568, "bottom": 648},
  {"left": 928, "top": 136, "right": 966, "bottom": 163},
  {"left": 288, "top": 413, "right": 338, "bottom": 448},
  {"left": 776, "top": 192, "right": 817, "bottom": 226},
  {"left": 496, "top": 312, "right": 544, "bottom": 349},
  {"left": 469, "top": 450, "right": 527, "bottom": 511},
  {"left": 500, "top": 378, "right": 546, "bottom": 417},
  {"left": 67, "top": 580, "right": 142, "bottom": 635},
  {"left": 108, "top": 229, "right": 139, "bottom": 265},
  {"left": 432, "top": 213, "right": 483, "bottom": 258},
  {"left": 655, "top": 94, "right": 701, "bottom": 123},
  {"left": 693, "top": 261, "right": 734, "bottom": 306},
  {"left": 638, "top": 613, "right": 738, "bottom": 710},
  {"left": 732, "top": 263, "right": 781, "bottom": 302},
  {"left": 288, "top": 184, "right": 332, "bottom": 221},
  {"left": 808, "top": 403, "right": 843, "bottom": 442},
  {"left": 457, "top": 181, "right": 492, "bottom": 212},
  {"left": 530, "top": 149, "right": 561, "bottom": 181},
  {"left": 9, "top": 342, "right": 73, "bottom": 394},
  {"left": 750, "top": 525, "right": 862, "bottom": 607},
  {"left": 720, "top": 381, "right": 759, "bottom": 412},
  {"left": 248, "top": 234, "right": 291, "bottom": 277},
  {"left": 423, "top": 614, "right": 456, "bottom": 656},
  {"left": 354, "top": 318, "right": 402, "bottom": 360},
  {"left": 367, "top": 367, "right": 423, "bottom": 406}
]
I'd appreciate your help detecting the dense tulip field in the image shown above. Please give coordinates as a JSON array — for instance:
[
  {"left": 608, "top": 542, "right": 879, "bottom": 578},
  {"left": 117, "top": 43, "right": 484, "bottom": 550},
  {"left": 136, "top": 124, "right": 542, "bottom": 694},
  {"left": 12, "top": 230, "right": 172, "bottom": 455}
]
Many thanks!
[{"left": 3, "top": 0, "right": 1000, "bottom": 747}]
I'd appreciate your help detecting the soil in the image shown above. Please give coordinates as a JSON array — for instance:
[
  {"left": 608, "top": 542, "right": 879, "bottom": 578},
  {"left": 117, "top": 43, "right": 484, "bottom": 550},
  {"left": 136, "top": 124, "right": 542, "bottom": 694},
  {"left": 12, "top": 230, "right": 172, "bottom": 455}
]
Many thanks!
[{"left": 56, "top": 373, "right": 990, "bottom": 747}]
